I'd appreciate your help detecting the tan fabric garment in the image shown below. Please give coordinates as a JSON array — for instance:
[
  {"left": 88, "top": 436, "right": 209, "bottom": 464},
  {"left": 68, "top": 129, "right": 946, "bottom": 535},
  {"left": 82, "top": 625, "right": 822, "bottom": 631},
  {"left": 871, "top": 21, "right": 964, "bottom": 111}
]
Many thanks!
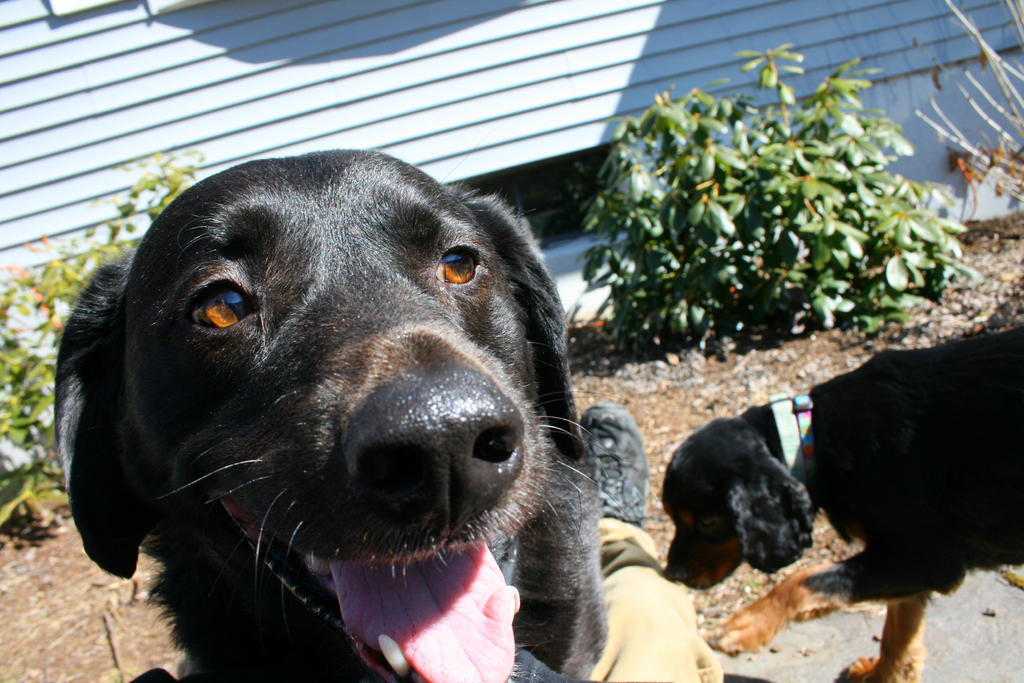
[{"left": 590, "top": 518, "right": 723, "bottom": 683}]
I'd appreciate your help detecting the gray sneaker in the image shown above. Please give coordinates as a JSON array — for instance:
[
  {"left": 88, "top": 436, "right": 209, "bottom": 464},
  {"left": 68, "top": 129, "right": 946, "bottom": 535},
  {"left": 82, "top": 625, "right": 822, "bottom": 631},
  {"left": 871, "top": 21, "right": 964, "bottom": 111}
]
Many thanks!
[{"left": 581, "top": 401, "right": 649, "bottom": 526}]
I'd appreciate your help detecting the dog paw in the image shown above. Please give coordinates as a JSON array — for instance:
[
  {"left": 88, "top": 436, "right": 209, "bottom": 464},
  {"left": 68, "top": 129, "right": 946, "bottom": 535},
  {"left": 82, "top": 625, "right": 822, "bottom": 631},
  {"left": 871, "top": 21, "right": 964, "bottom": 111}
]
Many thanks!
[
  {"left": 847, "top": 654, "right": 923, "bottom": 683},
  {"left": 707, "top": 611, "right": 775, "bottom": 655},
  {"left": 847, "top": 656, "right": 879, "bottom": 681}
]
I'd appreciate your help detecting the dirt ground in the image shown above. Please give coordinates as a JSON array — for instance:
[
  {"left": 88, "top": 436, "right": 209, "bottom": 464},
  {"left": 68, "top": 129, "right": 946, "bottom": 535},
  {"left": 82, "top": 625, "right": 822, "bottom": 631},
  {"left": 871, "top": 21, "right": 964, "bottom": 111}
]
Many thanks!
[{"left": 2, "top": 214, "right": 1023, "bottom": 682}]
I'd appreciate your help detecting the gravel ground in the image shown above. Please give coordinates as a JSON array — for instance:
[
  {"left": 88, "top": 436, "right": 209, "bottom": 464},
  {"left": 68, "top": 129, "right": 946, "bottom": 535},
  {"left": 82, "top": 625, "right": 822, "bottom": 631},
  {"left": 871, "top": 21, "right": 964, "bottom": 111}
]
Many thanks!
[{"left": 2, "top": 214, "right": 1023, "bottom": 682}]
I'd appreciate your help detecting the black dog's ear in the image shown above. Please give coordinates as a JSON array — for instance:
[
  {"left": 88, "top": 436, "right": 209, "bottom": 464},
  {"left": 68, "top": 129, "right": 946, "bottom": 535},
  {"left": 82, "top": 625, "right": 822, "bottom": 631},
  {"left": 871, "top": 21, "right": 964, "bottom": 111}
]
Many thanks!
[
  {"left": 727, "top": 457, "right": 814, "bottom": 573},
  {"left": 456, "top": 190, "right": 582, "bottom": 460},
  {"left": 56, "top": 257, "right": 158, "bottom": 578}
]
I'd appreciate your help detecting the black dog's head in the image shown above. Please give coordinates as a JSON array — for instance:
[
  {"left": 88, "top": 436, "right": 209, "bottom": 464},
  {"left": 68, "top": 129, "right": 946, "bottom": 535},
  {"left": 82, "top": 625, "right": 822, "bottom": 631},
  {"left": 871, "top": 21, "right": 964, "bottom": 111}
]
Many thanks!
[
  {"left": 55, "top": 150, "right": 598, "bottom": 681},
  {"left": 662, "top": 416, "right": 814, "bottom": 588}
]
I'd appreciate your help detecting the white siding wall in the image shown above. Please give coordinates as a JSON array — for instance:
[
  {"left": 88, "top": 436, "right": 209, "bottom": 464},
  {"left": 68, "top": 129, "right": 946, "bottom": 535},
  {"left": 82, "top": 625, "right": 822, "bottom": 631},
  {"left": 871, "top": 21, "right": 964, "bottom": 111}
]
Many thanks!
[{"left": 0, "top": 0, "right": 1016, "bottom": 263}]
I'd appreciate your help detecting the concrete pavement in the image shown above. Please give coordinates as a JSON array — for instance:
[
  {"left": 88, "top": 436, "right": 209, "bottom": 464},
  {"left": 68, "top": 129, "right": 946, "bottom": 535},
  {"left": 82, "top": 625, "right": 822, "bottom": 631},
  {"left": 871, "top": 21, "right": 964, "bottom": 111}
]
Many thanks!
[{"left": 720, "top": 569, "right": 1024, "bottom": 682}]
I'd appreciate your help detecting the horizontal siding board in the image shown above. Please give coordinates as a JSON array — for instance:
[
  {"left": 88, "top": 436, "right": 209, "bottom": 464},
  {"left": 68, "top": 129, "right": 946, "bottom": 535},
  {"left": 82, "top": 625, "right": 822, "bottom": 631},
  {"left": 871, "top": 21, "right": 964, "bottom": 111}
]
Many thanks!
[
  {"left": 6, "top": 28, "right": 1004, "bottom": 248},
  {"left": 1, "top": 0, "right": 633, "bottom": 110},
  {"left": 1, "top": 2, "right": 667, "bottom": 157},
  {"left": 1, "top": 0, "right": 914, "bottom": 180},
  {"left": 1, "top": 169, "right": 139, "bottom": 247},
  {"left": 0, "top": 0, "right": 329, "bottom": 61},
  {"left": 0, "top": 0, "right": 1015, "bottom": 259},
  {"left": 2, "top": 0, "right": 659, "bottom": 121},
  {"left": 0, "top": 2, "right": 151, "bottom": 60},
  {"left": 1, "top": 0, "right": 403, "bottom": 96},
  {"left": 0, "top": 0, "right": 49, "bottom": 31},
  {"left": 5, "top": 0, "right": 1002, "bottom": 188},
  {"left": 0, "top": 1, "right": 675, "bottom": 191}
]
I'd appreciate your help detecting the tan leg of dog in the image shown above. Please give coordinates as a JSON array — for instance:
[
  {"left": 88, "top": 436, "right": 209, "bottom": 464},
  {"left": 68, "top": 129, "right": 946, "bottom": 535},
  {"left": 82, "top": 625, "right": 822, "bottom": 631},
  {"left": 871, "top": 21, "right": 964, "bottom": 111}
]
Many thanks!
[
  {"left": 847, "top": 593, "right": 928, "bottom": 683},
  {"left": 710, "top": 565, "right": 845, "bottom": 654}
]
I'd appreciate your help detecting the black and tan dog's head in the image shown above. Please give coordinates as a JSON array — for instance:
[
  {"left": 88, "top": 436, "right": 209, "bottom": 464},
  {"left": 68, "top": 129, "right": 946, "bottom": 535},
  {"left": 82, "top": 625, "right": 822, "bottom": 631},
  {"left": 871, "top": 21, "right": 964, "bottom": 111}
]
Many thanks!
[
  {"left": 662, "top": 416, "right": 814, "bottom": 589},
  {"left": 55, "top": 150, "right": 597, "bottom": 681}
]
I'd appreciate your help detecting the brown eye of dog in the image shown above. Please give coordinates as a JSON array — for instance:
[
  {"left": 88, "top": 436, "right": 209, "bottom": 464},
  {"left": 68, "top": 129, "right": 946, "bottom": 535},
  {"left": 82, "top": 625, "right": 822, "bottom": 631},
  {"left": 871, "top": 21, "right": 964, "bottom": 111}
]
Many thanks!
[
  {"left": 437, "top": 250, "right": 476, "bottom": 284},
  {"left": 192, "top": 289, "right": 248, "bottom": 328},
  {"left": 696, "top": 515, "right": 727, "bottom": 535}
]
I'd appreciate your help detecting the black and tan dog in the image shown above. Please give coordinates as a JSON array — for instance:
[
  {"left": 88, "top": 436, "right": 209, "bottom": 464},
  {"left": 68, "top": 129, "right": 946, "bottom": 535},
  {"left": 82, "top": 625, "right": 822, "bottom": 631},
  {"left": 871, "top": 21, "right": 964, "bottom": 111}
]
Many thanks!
[
  {"left": 56, "top": 150, "right": 604, "bottom": 682},
  {"left": 662, "top": 328, "right": 1024, "bottom": 681}
]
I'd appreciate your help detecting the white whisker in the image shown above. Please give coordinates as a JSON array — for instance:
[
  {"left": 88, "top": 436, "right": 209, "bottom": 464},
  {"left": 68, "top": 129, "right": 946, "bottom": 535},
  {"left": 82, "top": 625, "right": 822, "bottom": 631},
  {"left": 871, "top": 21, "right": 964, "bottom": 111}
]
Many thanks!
[
  {"left": 254, "top": 489, "right": 289, "bottom": 627},
  {"left": 205, "top": 475, "right": 274, "bottom": 503},
  {"left": 158, "top": 459, "right": 263, "bottom": 499}
]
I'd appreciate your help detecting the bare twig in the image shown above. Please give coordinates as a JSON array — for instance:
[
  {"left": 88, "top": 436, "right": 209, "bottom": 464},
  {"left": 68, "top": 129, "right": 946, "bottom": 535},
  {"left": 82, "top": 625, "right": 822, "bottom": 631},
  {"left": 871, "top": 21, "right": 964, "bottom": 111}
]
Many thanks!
[
  {"left": 102, "top": 609, "right": 124, "bottom": 679},
  {"left": 919, "top": 0, "right": 1024, "bottom": 200}
]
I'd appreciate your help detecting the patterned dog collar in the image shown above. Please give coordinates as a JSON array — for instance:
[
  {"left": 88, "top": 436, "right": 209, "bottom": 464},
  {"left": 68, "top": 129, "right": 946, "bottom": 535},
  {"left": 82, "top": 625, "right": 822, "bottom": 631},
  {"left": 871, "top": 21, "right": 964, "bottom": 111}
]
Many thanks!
[{"left": 769, "top": 394, "right": 815, "bottom": 483}]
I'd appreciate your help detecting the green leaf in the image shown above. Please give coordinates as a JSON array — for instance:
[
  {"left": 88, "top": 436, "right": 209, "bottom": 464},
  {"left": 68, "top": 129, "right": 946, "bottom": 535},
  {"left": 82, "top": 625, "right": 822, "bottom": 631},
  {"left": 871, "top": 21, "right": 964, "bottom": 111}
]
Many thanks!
[
  {"left": 775, "top": 48, "right": 804, "bottom": 63},
  {"left": 811, "top": 295, "right": 835, "bottom": 327},
  {"left": 698, "top": 117, "right": 729, "bottom": 135},
  {"left": 839, "top": 114, "right": 865, "bottom": 137},
  {"left": 875, "top": 214, "right": 899, "bottom": 234},
  {"left": 740, "top": 57, "right": 766, "bottom": 73},
  {"left": 707, "top": 201, "right": 736, "bottom": 236},
  {"left": 908, "top": 218, "right": 944, "bottom": 245},
  {"left": 903, "top": 251, "right": 935, "bottom": 269},
  {"left": 834, "top": 221, "right": 866, "bottom": 239},
  {"left": 800, "top": 180, "right": 843, "bottom": 204},
  {"left": 886, "top": 256, "right": 909, "bottom": 291},
  {"left": 895, "top": 219, "right": 914, "bottom": 248},
  {"left": 778, "top": 83, "right": 796, "bottom": 106},
  {"left": 687, "top": 201, "right": 706, "bottom": 226},
  {"left": 689, "top": 304, "right": 707, "bottom": 328},
  {"left": 629, "top": 167, "right": 650, "bottom": 203},
  {"left": 835, "top": 298, "right": 856, "bottom": 313},
  {"left": 843, "top": 234, "right": 864, "bottom": 259},
  {"left": 714, "top": 146, "right": 748, "bottom": 170},
  {"left": 698, "top": 150, "right": 716, "bottom": 181},
  {"left": 812, "top": 240, "right": 831, "bottom": 270},
  {"left": 855, "top": 181, "right": 877, "bottom": 207},
  {"left": 888, "top": 133, "right": 914, "bottom": 156}
]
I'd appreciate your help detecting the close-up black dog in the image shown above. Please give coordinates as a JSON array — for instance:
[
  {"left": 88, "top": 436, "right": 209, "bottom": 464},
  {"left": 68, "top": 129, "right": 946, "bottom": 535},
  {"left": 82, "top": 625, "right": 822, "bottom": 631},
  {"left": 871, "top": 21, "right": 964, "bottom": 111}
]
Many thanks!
[
  {"left": 662, "top": 328, "right": 1024, "bottom": 681},
  {"left": 55, "top": 150, "right": 606, "bottom": 682}
]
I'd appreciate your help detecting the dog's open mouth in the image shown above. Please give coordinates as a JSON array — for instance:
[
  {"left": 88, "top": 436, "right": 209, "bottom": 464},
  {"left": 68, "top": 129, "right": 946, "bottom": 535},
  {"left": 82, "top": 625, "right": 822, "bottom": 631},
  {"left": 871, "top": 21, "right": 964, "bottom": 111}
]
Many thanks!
[{"left": 220, "top": 496, "right": 518, "bottom": 683}]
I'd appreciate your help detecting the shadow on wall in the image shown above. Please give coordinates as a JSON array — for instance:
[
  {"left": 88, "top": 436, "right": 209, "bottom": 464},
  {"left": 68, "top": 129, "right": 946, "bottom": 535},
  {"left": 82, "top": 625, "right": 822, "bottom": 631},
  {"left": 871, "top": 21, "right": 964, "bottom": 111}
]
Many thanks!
[{"left": 143, "top": 0, "right": 534, "bottom": 63}]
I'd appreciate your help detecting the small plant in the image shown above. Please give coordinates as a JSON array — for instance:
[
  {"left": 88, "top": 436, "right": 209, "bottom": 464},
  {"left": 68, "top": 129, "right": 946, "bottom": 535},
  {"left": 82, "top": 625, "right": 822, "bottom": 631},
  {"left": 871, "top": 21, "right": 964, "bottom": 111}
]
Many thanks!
[
  {"left": 583, "top": 45, "right": 978, "bottom": 347},
  {"left": 0, "top": 459, "right": 65, "bottom": 530},
  {"left": 0, "top": 152, "right": 201, "bottom": 530}
]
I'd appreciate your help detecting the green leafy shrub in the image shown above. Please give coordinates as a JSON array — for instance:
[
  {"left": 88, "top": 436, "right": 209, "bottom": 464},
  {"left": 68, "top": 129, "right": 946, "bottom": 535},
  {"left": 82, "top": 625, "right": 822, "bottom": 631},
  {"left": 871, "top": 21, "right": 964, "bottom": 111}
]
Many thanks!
[
  {"left": 583, "top": 45, "right": 978, "bottom": 347},
  {"left": 0, "top": 460, "right": 65, "bottom": 530},
  {"left": 0, "top": 152, "right": 201, "bottom": 529}
]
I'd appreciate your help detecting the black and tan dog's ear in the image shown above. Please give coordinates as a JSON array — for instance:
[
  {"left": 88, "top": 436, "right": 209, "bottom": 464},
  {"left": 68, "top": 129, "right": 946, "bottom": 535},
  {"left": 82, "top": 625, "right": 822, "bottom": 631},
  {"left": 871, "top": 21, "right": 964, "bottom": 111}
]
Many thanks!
[
  {"left": 727, "top": 457, "right": 814, "bottom": 573},
  {"left": 56, "top": 258, "right": 157, "bottom": 578},
  {"left": 456, "top": 190, "right": 582, "bottom": 460}
]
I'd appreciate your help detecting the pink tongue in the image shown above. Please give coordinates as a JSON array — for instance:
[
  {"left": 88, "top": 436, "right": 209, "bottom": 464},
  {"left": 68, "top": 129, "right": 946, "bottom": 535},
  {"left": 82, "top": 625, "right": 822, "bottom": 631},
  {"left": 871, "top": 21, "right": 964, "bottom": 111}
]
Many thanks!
[{"left": 330, "top": 544, "right": 517, "bottom": 683}]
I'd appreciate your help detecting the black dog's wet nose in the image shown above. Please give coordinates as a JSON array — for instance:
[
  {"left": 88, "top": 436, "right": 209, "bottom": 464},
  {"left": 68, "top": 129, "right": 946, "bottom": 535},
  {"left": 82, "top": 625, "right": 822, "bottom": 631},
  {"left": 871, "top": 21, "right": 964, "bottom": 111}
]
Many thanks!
[{"left": 343, "top": 366, "right": 524, "bottom": 529}]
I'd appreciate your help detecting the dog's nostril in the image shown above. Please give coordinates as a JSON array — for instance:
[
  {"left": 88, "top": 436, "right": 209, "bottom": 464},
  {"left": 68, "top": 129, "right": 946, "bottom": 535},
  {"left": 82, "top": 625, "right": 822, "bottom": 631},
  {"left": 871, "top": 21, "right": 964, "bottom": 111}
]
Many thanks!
[{"left": 474, "top": 426, "right": 518, "bottom": 464}]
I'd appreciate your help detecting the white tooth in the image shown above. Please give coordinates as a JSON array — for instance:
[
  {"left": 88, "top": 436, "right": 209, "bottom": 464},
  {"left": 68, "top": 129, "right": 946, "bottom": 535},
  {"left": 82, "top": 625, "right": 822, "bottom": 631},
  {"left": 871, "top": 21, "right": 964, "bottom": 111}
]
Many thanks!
[{"left": 378, "top": 633, "right": 411, "bottom": 678}]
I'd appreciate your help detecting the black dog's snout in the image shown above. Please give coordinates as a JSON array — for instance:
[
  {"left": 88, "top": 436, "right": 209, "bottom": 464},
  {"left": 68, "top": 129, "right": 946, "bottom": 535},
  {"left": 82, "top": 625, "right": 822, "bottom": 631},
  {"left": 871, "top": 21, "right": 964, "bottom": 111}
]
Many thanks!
[{"left": 343, "top": 366, "right": 524, "bottom": 529}]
